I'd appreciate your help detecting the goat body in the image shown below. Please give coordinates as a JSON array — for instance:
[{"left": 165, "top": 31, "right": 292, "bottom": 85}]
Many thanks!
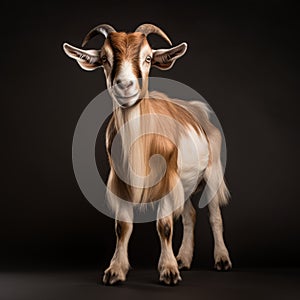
[{"left": 106, "top": 91, "right": 228, "bottom": 212}]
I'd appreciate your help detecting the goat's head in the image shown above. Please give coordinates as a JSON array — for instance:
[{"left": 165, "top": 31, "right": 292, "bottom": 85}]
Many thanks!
[{"left": 63, "top": 24, "right": 187, "bottom": 108}]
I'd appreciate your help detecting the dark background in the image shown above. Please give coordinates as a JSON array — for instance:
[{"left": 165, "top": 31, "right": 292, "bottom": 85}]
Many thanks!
[{"left": 1, "top": 0, "right": 300, "bottom": 272}]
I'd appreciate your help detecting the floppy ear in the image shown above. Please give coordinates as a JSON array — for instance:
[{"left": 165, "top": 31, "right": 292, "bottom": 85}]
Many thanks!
[
  {"left": 152, "top": 42, "right": 187, "bottom": 70},
  {"left": 63, "top": 43, "right": 102, "bottom": 71}
]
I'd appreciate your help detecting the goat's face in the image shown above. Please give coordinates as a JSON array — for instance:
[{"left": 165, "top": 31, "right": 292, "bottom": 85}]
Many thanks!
[
  {"left": 101, "top": 32, "right": 152, "bottom": 107},
  {"left": 63, "top": 24, "right": 187, "bottom": 108}
]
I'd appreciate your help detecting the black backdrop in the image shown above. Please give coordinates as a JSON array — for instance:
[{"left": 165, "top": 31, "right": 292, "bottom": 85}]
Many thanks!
[{"left": 1, "top": 0, "right": 299, "bottom": 270}]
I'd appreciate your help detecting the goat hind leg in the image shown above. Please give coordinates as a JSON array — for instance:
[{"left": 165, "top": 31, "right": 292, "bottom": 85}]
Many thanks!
[
  {"left": 208, "top": 199, "right": 232, "bottom": 271},
  {"left": 176, "top": 198, "right": 196, "bottom": 269}
]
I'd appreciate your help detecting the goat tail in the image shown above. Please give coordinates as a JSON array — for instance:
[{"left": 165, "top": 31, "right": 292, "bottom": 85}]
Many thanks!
[
  {"left": 201, "top": 159, "right": 230, "bottom": 208},
  {"left": 217, "top": 177, "right": 230, "bottom": 206}
]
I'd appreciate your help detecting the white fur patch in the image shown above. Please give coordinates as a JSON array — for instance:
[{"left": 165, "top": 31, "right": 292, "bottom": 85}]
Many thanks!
[
  {"left": 178, "top": 126, "right": 209, "bottom": 198},
  {"left": 118, "top": 61, "right": 136, "bottom": 82}
]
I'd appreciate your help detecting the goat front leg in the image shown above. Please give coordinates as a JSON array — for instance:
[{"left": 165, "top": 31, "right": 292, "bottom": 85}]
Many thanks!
[
  {"left": 208, "top": 200, "right": 232, "bottom": 271},
  {"left": 157, "top": 215, "right": 182, "bottom": 285},
  {"left": 176, "top": 198, "right": 196, "bottom": 269},
  {"left": 103, "top": 219, "right": 133, "bottom": 285}
]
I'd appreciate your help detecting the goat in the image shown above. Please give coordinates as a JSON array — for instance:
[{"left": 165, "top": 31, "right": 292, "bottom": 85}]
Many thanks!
[{"left": 63, "top": 23, "right": 232, "bottom": 285}]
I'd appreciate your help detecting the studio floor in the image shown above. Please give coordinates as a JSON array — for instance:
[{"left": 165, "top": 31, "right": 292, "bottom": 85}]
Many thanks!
[{"left": 1, "top": 268, "right": 299, "bottom": 300}]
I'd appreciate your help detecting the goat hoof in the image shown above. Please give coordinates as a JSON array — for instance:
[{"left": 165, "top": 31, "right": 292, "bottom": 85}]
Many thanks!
[
  {"left": 159, "top": 266, "right": 182, "bottom": 285},
  {"left": 214, "top": 256, "right": 232, "bottom": 271},
  {"left": 176, "top": 256, "right": 191, "bottom": 270},
  {"left": 103, "top": 266, "right": 126, "bottom": 285}
]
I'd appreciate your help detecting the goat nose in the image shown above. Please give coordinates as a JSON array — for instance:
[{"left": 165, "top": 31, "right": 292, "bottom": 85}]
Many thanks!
[{"left": 116, "top": 79, "right": 133, "bottom": 90}]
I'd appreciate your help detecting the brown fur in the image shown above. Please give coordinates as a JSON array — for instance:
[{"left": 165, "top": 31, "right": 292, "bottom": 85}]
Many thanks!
[{"left": 157, "top": 217, "right": 173, "bottom": 245}]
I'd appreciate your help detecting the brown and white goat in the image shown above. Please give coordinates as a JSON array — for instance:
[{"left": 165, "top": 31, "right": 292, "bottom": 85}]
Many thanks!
[{"left": 63, "top": 23, "right": 232, "bottom": 285}]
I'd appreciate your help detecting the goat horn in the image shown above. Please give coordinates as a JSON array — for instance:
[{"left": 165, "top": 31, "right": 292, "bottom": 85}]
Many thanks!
[
  {"left": 82, "top": 24, "right": 116, "bottom": 47},
  {"left": 135, "top": 23, "right": 172, "bottom": 46}
]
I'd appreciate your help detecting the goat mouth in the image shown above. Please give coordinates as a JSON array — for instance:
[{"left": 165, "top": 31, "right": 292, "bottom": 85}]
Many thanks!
[{"left": 113, "top": 92, "right": 140, "bottom": 107}]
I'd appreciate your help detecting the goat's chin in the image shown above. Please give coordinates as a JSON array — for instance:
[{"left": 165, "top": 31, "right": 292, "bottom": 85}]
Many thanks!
[{"left": 113, "top": 92, "right": 141, "bottom": 108}]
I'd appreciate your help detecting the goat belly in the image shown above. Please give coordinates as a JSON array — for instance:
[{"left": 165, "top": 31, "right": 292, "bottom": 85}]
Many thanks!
[
  {"left": 107, "top": 126, "right": 209, "bottom": 206},
  {"left": 177, "top": 126, "right": 209, "bottom": 199}
]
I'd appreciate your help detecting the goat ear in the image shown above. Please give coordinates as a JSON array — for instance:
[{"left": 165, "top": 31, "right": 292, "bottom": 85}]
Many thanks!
[
  {"left": 151, "top": 42, "right": 187, "bottom": 70},
  {"left": 63, "top": 43, "right": 102, "bottom": 71}
]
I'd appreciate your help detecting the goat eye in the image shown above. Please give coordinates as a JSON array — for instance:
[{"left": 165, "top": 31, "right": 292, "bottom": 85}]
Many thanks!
[
  {"left": 145, "top": 55, "right": 152, "bottom": 63},
  {"left": 101, "top": 55, "right": 107, "bottom": 63}
]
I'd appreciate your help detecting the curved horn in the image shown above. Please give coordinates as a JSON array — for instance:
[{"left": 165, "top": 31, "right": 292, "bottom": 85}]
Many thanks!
[
  {"left": 82, "top": 24, "right": 116, "bottom": 47},
  {"left": 135, "top": 23, "right": 172, "bottom": 46}
]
